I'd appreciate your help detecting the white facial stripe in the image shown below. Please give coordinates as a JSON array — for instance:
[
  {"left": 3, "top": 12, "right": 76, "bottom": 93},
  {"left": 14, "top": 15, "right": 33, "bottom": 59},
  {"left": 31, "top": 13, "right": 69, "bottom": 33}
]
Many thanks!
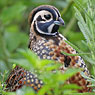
[
  {"left": 52, "top": 9, "right": 59, "bottom": 20},
  {"left": 59, "top": 34, "right": 66, "bottom": 40},
  {"left": 32, "top": 10, "right": 53, "bottom": 23},
  {"left": 48, "top": 23, "right": 54, "bottom": 33}
]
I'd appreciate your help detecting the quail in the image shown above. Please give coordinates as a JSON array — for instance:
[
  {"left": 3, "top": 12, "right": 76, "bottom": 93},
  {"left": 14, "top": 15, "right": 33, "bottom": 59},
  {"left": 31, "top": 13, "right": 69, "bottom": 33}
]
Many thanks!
[{"left": 5, "top": 5, "right": 92, "bottom": 93}]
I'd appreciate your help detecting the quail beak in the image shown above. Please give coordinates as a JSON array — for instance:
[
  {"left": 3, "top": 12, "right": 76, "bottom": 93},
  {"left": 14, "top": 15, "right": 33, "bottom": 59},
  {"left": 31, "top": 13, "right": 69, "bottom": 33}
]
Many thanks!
[{"left": 54, "top": 17, "right": 64, "bottom": 26}]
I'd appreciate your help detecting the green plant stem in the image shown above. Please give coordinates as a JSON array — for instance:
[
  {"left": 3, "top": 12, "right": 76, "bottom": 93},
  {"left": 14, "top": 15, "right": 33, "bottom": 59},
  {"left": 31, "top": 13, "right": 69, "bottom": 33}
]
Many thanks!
[
  {"left": 61, "top": 0, "right": 73, "bottom": 16},
  {"left": 0, "top": 30, "right": 10, "bottom": 69},
  {"left": 63, "top": 17, "right": 76, "bottom": 36}
]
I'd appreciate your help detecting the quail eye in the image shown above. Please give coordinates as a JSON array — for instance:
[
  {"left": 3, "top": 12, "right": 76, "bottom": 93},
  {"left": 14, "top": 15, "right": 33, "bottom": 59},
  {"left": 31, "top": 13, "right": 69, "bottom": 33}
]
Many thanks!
[{"left": 44, "top": 14, "right": 51, "bottom": 20}]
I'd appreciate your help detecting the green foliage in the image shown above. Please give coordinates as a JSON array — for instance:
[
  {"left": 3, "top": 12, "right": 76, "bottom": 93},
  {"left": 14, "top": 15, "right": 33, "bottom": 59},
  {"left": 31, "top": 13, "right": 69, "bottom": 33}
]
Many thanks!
[
  {"left": 0, "top": 50, "right": 82, "bottom": 95},
  {"left": 0, "top": 0, "right": 95, "bottom": 95},
  {"left": 0, "top": 50, "right": 95, "bottom": 95},
  {"left": 74, "top": 0, "right": 95, "bottom": 75},
  {"left": 73, "top": 0, "right": 95, "bottom": 92}
]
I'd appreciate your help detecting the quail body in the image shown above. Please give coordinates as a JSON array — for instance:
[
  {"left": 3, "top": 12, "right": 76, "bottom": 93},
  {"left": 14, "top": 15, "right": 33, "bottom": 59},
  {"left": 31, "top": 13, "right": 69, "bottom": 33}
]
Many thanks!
[{"left": 6, "top": 5, "right": 92, "bottom": 93}]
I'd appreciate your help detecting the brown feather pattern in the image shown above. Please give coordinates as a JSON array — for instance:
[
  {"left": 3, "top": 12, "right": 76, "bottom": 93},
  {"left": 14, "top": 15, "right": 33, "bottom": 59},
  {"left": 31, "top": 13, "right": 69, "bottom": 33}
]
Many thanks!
[{"left": 5, "top": 5, "right": 92, "bottom": 93}]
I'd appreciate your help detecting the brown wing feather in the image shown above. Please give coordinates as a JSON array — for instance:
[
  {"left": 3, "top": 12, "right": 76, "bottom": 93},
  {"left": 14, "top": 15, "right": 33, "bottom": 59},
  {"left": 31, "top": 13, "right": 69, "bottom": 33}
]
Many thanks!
[{"left": 5, "top": 66, "right": 43, "bottom": 92}]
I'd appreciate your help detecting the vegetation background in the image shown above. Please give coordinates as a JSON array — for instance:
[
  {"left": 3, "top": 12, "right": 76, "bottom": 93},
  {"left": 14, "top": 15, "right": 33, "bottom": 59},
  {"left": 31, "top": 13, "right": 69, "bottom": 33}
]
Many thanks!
[{"left": 0, "top": 0, "right": 95, "bottom": 95}]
